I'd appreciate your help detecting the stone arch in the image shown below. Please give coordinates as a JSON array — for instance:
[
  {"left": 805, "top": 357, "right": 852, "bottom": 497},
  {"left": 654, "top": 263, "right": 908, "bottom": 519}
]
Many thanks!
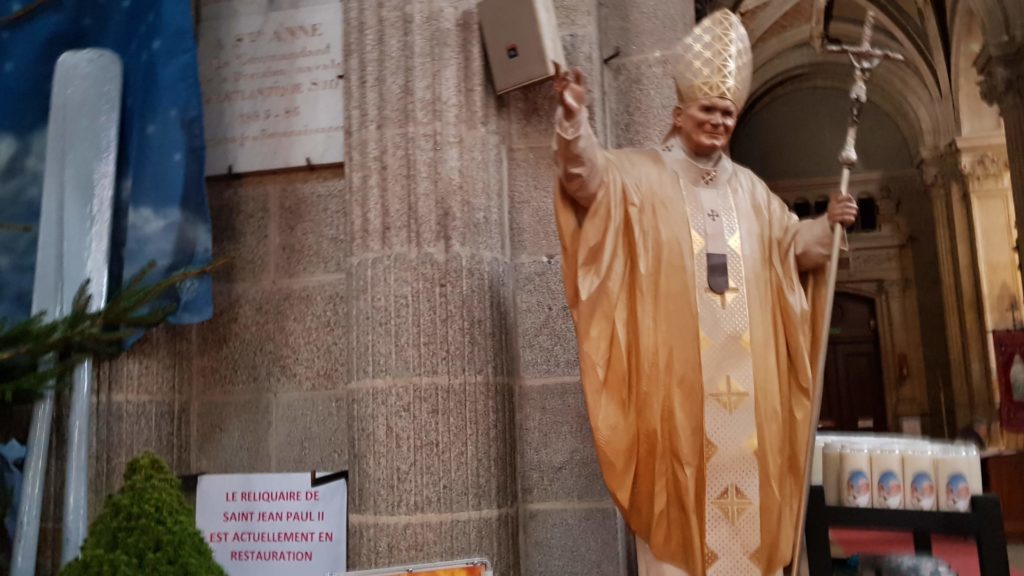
[
  {"left": 745, "top": 60, "right": 932, "bottom": 155},
  {"left": 737, "top": 59, "right": 921, "bottom": 178},
  {"left": 745, "top": 8, "right": 955, "bottom": 155}
]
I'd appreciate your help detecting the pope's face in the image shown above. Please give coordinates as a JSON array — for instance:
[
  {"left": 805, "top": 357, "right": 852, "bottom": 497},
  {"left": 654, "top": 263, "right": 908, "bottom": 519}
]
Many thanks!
[{"left": 674, "top": 97, "right": 738, "bottom": 157}]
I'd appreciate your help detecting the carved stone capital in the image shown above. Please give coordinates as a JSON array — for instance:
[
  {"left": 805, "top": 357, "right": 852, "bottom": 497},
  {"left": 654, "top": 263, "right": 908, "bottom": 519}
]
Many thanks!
[
  {"left": 960, "top": 149, "right": 1010, "bottom": 186},
  {"left": 977, "top": 45, "right": 1024, "bottom": 110},
  {"left": 919, "top": 145, "right": 966, "bottom": 192}
]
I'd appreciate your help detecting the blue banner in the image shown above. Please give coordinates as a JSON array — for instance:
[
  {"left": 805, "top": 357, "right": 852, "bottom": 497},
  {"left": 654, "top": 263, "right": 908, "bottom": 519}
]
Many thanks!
[{"left": 0, "top": 0, "right": 213, "bottom": 326}]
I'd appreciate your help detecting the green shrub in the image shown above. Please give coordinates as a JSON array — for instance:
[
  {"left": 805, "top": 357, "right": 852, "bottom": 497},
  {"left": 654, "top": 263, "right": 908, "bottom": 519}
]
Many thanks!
[{"left": 61, "top": 452, "right": 225, "bottom": 576}]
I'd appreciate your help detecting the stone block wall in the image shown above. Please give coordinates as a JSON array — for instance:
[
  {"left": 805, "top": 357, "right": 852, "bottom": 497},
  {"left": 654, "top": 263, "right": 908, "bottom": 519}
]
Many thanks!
[
  {"left": 3, "top": 2, "right": 697, "bottom": 575},
  {"left": 193, "top": 169, "right": 350, "bottom": 477},
  {"left": 507, "top": 1, "right": 631, "bottom": 575}
]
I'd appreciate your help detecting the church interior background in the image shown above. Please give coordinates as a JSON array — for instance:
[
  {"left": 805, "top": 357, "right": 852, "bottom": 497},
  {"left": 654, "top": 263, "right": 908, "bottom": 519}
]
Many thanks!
[
  {"left": 2, "top": 0, "right": 1024, "bottom": 574},
  {"left": 730, "top": 0, "right": 1024, "bottom": 450}
]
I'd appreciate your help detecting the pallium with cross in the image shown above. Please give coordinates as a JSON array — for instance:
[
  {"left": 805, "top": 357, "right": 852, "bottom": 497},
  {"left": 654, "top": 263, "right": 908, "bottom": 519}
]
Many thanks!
[{"left": 705, "top": 285, "right": 739, "bottom": 309}]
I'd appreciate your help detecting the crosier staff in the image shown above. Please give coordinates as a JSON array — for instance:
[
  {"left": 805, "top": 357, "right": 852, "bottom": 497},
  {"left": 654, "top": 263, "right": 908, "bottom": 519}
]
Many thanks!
[{"left": 790, "top": 7, "right": 905, "bottom": 571}]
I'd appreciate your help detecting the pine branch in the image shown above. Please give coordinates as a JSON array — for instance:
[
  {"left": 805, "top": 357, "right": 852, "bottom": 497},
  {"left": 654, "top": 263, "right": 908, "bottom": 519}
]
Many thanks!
[
  {"left": 0, "top": 222, "right": 33, "bottom": 233},
  {"left": 0, "top": 0, "right": 50, "bottom": 27},
  {"left": 0, "top": 261, "right": 217, "bottom": 403}
]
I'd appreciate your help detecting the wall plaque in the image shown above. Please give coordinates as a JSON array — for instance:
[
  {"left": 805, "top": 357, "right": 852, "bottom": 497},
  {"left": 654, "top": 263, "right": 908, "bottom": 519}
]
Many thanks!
[{"left": 198, "top": 0, "right": 344, "bottom": 175}]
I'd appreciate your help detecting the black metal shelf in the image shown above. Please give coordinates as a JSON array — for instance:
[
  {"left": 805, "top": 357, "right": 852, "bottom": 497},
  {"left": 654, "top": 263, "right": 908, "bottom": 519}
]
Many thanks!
[{"left": 804, "top": 485, "right": 1010, "bottom": 575}]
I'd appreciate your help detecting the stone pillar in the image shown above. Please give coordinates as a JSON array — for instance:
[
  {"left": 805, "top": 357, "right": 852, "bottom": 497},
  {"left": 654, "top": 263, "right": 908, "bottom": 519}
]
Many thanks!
[
  {"left": 947, "top": 168, "right": 995, "bottom": 418},
  {"left": 924, "top": 159, "right": 972, "bottom": 428},
  {"left": 922, "top": 150, "right": 992, "bottom": 429},
  {"left": 343, "top": 1, "right": 517, "bottom": 572},
  {"left": 979, "top": 45, "right": 1024, "bottom": 299},
  {"left": 975, "top": 39, "right": 1024, "bottom": 454},
  {"left": 504, "top": 0, "right": 635, "bottom": 574},
  {"left": 600, "top": 0, "right": 695, "bottom": 148},
  {"left": 960, "top": 142, "right": 1018, "bottom": 421}
]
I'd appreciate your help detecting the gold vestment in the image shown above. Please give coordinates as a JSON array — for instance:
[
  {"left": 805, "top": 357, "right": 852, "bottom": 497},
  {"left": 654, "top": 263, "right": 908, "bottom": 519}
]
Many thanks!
[{"left": 553, "top": 108, "right": 835, "bottom": 575}]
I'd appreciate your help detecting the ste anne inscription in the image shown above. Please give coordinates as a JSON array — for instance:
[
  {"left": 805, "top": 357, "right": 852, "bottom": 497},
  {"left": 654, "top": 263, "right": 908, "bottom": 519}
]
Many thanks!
[{"left": 198, "top": 0, "right": 344, "bottom": 175}]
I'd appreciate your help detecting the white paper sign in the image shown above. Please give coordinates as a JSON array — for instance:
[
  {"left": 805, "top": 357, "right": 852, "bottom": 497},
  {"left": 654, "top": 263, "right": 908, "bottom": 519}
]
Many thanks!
[
  {"left": 198, "top": 1, "right": 344, "bottom": 175},
  {"left": 196, "top": 473, "right": 347, "bottom": 576}
]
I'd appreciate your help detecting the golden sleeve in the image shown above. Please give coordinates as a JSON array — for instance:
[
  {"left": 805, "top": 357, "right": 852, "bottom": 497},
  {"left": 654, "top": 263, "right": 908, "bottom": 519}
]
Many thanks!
[
  {"left": 553, "top": 135, "right": 643, "bottom": 504},
  {"left": 762, "top": 179, "right": 832, "bottom": 574},
  {"left": 767, "top": 193, "right": 847, "bottom": 271},
  {"left": 553, "top": 107, "right": 611, "bottom": 209}
]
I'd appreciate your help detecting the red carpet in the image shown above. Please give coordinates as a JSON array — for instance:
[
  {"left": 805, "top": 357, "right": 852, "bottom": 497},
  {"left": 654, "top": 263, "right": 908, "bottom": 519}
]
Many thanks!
[{"left": 830, "top": 529, "right": 1023, "bottom": 576}]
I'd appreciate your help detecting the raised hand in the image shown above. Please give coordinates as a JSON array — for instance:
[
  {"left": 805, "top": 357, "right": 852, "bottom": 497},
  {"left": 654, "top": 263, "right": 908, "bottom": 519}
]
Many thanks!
[{"left": 553, "top": 62, "right": 587, "bottom": 121}]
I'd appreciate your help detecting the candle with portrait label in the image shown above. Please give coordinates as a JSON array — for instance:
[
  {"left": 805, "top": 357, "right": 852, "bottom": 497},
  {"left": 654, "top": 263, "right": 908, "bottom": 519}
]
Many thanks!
[
  {"left": 871, "top": 444, "right": 903, "bottom": 509},
  {"left": 903, "top": 445, "right": 937, "bottom": 511},
  {"left": 841, "top": 443, "right": 871, "bottom": 508},
  {"left": 936, "top": 443, "right": 977, "bottom": 512}
]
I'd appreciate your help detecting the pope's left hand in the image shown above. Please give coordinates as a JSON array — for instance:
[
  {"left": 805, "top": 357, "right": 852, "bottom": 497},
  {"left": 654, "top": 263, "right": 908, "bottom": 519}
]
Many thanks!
[{"left": 828, "top": 193, "right": 859, "bottom": 228}]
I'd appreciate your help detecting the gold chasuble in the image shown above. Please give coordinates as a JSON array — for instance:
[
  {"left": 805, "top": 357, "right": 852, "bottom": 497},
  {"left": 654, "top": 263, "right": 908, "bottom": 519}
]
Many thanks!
[{"left": 552, "top": 110, "right": 836, "bottom": 574}]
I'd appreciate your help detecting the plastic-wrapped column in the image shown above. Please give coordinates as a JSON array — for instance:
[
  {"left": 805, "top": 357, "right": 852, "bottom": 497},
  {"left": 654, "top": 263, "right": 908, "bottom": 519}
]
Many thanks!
[{"left": 10, "top": 49, "right": 122, "bottom": 576}]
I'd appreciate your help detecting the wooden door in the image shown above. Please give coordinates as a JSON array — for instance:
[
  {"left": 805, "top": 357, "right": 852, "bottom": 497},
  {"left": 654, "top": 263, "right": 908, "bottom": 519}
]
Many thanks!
[{"left": 817, "top": 293, "right": 888, "bottom": 432}]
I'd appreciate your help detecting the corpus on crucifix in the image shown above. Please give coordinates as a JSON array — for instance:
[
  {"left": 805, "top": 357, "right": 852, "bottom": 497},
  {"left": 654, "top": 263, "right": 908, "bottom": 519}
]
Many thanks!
[{"left": 549, "top": 9, "right": 858, "bottom": 575}]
